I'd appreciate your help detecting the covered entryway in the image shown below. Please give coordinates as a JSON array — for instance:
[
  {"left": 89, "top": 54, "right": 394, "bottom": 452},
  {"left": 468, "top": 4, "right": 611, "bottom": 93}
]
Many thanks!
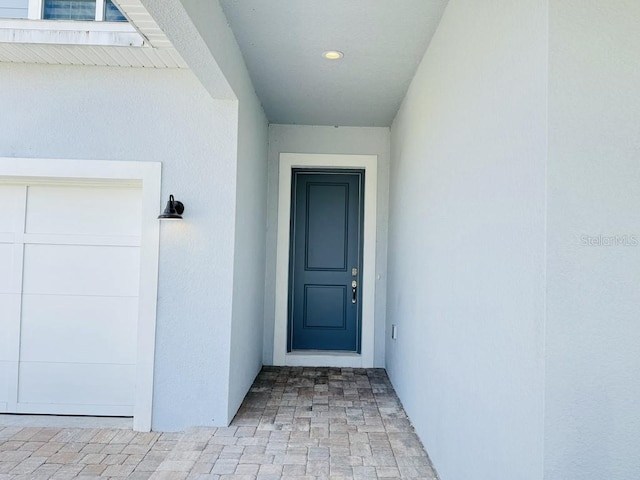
[{"left": 274, "top": 154, "right": 378, "bottom": 368}]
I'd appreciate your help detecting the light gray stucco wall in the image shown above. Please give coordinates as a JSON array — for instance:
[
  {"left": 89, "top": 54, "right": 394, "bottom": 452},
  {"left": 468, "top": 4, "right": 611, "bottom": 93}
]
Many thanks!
[
  {"left": 0, "top": 63, "right": 243, "bottom": 431},
  {"left": 545, "top": 1, "right": 640, "bottom": 478},
  {"left": 143, "top": 0, "right": 268, "bottom": 422},
  {"left": 143, "top": 0, "right": 271, "bottom": 424},
  {"left": 263, "top": 124, "right": 391, "bottom": 367},
  {"left": 387, "top": 1, "right": 547, "bottom": 479},
  {"left": 228, "top": 82, "right": 269, "bottom": 421}
]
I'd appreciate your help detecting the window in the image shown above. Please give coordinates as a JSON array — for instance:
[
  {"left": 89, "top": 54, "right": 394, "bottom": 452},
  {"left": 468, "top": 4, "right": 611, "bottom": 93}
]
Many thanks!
[
  {"left": 104, "top": 0, "right": 125, "bottom": 21},
  {"left": 42, "top": 0, "right": 126, "bottom": 22}
]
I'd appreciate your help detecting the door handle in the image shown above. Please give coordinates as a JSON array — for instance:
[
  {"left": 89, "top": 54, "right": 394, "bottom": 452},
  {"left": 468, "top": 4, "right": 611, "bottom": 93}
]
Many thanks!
[{"left": 352, "top": 280, "right": 357, "bottom": 304}]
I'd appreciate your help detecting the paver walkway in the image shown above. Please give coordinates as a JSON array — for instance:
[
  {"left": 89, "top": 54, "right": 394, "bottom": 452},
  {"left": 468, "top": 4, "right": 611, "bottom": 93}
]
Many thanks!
[{"left": 0, "top": 367, "right": 437, "bottom": 479}]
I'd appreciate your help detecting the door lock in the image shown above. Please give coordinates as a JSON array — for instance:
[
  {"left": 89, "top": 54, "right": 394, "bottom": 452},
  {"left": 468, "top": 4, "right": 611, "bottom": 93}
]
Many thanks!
[{"left": 351, "top": 280, "right": 357, "bottom": 304}]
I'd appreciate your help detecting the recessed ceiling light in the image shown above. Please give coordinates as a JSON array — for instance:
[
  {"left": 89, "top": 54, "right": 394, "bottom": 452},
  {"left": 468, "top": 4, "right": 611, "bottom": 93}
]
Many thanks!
[{"left": 322, "top": 50, "right": 344, "bottom": 60}]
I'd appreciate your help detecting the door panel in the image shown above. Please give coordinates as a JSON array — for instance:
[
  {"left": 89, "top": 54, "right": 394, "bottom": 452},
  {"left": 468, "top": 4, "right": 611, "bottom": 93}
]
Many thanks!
[
  {"left": 305, "top": 184, "right": 348, "bottom": 270},
  {"left": 0, "top": 294, "right": 17, "bottom": 411},
  {"left": 25, "top": 184, "right": 141, "bottom": 236},
  {"left": 0, "top": 245, "right": 13, "bottom": 292},
  {"left": 17, "top": 362, "right": 135, "bottom": 410},
  {"left": 22, "top": 244, "right": 140, "bottom": 297},
  {"left": 289, "top": 171, "right": 364, "bottom": 351},
  {"left": 20, "top": 295, "right": 138, "bottom": 364},
  {"left": 304, "top": 285, "right": 347, "bottom": 329}
]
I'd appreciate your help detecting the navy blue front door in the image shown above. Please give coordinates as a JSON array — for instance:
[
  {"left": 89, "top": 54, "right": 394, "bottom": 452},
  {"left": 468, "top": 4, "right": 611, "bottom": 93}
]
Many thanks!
[{"left": 288, "top": 170, "right": 364, "bottom": 352}]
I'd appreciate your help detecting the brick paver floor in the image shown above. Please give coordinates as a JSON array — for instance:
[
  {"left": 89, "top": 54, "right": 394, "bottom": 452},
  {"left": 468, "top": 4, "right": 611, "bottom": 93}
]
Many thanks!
[{"left": 0, "top": 367, "right": 437, "bottom": 479}]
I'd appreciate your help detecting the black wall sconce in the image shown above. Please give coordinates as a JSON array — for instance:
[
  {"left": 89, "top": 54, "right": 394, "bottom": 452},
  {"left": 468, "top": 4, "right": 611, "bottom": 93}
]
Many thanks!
[{"left": 158, "top": 194, "right": 184, "bottom": 220}]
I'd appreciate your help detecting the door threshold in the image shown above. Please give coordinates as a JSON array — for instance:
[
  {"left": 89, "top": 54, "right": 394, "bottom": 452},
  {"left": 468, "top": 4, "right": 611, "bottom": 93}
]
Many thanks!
[{"left": 285, "top": 351, "right": 363, "bottom": 368}]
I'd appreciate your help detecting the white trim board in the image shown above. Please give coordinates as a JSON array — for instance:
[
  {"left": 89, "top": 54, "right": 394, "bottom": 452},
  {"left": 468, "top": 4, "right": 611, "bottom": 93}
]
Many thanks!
[
  {"left": 0, "top": 157, "right": 161, "bottom": 432},
  {"left": 0, "top": 19, "right": 144, "bottom": 47},
  {"left": 274, "top": 153, "right": 378, "bottom": 368}
]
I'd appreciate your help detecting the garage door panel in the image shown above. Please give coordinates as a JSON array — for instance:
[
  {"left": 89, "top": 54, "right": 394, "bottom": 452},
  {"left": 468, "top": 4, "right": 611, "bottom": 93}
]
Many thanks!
[
  {"left": 18, "top": 362, "right": 135, "bottom": 411},
  {"left": 0, "top": 360, "right": 10, "bottom": 407},
  {"left": 0, "top": 360, "right": 10, "bottom": 412},
  {"left": 20, "top": 295, "right": 138, "bottom": 364},
  {"left": 0, "top": 294, "right": 19, "bottom": 408},
  {"left": 25, "top": 185, "right": 142, "bottom": 237},
  {"left": 0, "top": 294, "right": 19, "bottom": 362},
  {"left": 23, "top": 244, "right": 140, "bottom": 297},
  {"left": 0, "top": 185, "right": 25, "bottom": 234},
  {"left": 0, "top": 245, "right": 16, "bottom": 293}
]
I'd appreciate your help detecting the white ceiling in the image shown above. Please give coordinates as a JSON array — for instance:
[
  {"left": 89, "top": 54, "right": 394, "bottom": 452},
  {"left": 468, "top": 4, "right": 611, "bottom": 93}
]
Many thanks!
[{"left": 219, "top": 0, "right": 448, "bottom": 127}]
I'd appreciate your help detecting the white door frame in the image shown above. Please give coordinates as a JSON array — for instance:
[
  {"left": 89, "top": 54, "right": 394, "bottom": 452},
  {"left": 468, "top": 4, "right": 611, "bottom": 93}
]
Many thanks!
[
  {"left": 274, "top": 153, "right": 377, "bottom": 368},
  {"left": 0, "top": 157, "right": 161, "bottom": 432}
]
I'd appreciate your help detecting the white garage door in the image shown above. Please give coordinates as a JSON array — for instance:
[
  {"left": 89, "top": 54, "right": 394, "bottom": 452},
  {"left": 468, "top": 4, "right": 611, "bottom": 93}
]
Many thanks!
[{"left": 0, "top": 181, "right": 142, "bottom": 416}]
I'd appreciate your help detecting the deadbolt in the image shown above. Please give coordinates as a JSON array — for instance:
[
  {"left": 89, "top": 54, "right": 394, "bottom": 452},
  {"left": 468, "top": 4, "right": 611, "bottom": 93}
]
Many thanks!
[{"left": 351, "top": 267, "right": 358, "bottom": 277}]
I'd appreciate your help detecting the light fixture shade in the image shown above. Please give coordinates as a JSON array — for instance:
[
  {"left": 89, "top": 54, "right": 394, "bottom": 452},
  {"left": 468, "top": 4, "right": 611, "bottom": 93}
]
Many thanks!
[{"left": 158, "top": 194, "right": 184, "bottom": 220}]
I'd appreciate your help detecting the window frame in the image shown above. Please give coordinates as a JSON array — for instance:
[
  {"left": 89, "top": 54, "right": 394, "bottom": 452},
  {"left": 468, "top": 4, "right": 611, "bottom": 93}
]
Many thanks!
[{"left": 28, "top": 0, "right": 125, "bottom": 22}]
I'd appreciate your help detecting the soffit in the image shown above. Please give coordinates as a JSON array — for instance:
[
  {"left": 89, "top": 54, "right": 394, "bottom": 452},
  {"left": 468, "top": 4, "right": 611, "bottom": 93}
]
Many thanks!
[{"left": 219, "top": 0, "right": 448, "bottom": 126}]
